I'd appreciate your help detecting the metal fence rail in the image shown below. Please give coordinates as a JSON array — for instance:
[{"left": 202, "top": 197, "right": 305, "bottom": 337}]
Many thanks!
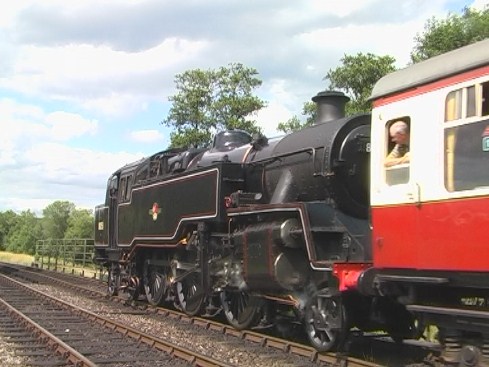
[{"left": 35, "top": 239, "right": 103, "bottom": 279}]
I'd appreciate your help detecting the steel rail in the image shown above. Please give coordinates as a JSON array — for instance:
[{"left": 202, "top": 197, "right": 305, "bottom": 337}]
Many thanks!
[
  {"left": 0, "top": 296, "right": 97, "bottom": 367},
  {"left": 0, "top": 273, "right": 233, "bottom": 367}
]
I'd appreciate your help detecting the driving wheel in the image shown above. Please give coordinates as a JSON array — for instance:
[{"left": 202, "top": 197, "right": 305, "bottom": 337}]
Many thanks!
[
  {"left": 143, "top": 261, "right": 169, "bottom": 306},
  {"left": 220, "top": 290, "right": 261, "bottom": 330},
  {"left": 175, "top": 271, "right": 205, "bottom": 316}
]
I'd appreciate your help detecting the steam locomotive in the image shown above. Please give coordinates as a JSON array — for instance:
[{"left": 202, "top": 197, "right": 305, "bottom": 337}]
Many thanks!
[{"left": 95, "top": 38, "right": 489, "bottom": 364}]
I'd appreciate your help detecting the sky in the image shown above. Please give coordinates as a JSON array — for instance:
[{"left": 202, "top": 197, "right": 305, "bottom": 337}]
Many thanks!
[{"left": 1, "top": 0, "right": 487, "bottom": 215}]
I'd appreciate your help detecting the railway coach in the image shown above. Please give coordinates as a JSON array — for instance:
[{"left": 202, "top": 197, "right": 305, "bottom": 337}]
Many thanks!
[{"left": 359, "top": 38, "right": 489, "bottom": 366}]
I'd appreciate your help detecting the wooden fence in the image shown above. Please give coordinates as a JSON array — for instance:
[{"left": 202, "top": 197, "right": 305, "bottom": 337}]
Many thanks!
[{"left": 35, "top": 238, "right": 104, "bottom": 279}]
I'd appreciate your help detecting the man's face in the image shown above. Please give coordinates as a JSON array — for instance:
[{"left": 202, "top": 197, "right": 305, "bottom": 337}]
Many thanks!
[{"left": 390, "top": 130, "right": 408, "bottom": 145}]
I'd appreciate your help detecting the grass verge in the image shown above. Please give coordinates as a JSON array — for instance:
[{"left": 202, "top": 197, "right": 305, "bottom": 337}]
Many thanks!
[{"left": 0, "top": 251, "right": 34, "bottom": 265}]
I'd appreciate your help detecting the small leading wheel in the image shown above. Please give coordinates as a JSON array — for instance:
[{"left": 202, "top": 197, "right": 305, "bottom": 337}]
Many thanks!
[
  {"left": 175, "top": 272, "right": 205, "bottom": 316},
  {"left": 144, "top": 262, "right": 169, "bottom": 306},
  {"left": 107, "top": 267, "right": 120, "bottom": 296},
  {"left": 220, "top": 290, "right": 261, "bottom": 330},
  {"left": 304, "top": 296, "right": 347, "bottom": 352}
]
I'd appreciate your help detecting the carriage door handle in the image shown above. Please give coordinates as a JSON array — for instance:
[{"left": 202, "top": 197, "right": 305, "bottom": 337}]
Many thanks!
[{"left": 407, "top": 183, "right": 422, "bottom": 207}]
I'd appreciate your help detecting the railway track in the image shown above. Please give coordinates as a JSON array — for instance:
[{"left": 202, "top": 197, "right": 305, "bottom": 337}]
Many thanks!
[
  {"left": 0, "top": 272, "right": 231, "bottom": 367},
  {"left": 0, "top": 263, "right": 436, "bottom": 366}
]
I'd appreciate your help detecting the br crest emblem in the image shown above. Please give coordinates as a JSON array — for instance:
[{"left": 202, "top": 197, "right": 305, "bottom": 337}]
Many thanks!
[{"left": 149, "top": 202, "right": 161, "bottom": 221}]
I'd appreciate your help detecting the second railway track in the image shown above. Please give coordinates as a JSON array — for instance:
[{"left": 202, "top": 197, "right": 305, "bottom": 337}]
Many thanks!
[{"left": 0, "top": 272, "right": 231, "bottom": 367}]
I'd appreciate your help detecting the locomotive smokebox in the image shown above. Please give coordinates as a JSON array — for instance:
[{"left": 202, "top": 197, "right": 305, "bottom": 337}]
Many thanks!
[{"left": 312, "top": 91, "right": 350, "bottom": 124}]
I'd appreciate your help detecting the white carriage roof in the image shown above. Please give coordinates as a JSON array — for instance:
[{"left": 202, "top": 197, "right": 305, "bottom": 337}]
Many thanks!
[{"left": 370, "top": 38, "right": 489, "bottom": 100}]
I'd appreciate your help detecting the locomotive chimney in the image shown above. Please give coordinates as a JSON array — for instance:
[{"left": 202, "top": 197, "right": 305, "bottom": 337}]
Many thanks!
[{"left": 312, "top": 91, "right": 350, "bottom": 124}]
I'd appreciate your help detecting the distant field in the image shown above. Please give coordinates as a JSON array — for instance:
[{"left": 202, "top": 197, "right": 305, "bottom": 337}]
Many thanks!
[{"left": 0, "top": 251, "right": 35, "bottom": 265}]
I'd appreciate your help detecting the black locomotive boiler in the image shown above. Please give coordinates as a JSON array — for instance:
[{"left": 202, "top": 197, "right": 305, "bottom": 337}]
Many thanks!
[{"left": 94, "top": 91, "right": 411, "bottom": 351}]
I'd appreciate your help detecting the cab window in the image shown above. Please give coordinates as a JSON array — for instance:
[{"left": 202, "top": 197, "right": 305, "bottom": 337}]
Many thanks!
[
  {"left": 119, "top": 176, "right": 127, "bottom": 201},
  {"left": 384, "top": 118, "right": 410, "bottom": 185},
  {"left": 135, "top": 163, "right": 149, "bottom": 184},
  {"left": 118, "top": 175, "right": 132, "bottom": 202}
]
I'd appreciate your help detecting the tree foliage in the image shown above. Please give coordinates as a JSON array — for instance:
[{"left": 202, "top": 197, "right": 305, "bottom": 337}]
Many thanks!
[
  {"left": 64, "top": 208, "right": 94, "bottom": 239},
  {"left": 163, "top": 63, "right": 266, "bottom": 148},
  {"left": 411, "top": 6, "right": 489, "bottom": 63},
  {"left": 277, "top": 53, "right": 396, "bottom": 133},
  {"left": 42, "top": 201, "right": 76, "bottom": 239},
  {"left": 325, "top": 53, "right": 397, "bottom": 115},
  {"left": 0, "top": 201, "right": 94, "bottom": 255},
  {"left": 0, "top": 210, "right": 19, "bottom": 251},
  {"left": 5, "top": 210, "right": 41, "bottom": 254},
  {"left": 277, "top": 102, "right": 316, "bottom": 134}
]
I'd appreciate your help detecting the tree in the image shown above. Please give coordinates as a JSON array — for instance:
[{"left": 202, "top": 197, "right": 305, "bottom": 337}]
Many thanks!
[
  {"left": 64, "top": 209, "right": 94, "bottom": 239},
  {"left": 0, "top": 210, "right": 19, "bottom": 251},
  {"left": 325, "top": 53, "right": 397, "bottom": 115},
  {"left": 411, "top": 6, "right": 489, "bottom": 63},
  {"left": 277, "top": 102, "right": 316, "bottom": 134},
  {"left": 41, "top": 201, "right": 75, "bottom": 239},
  {"left": 5, "top": 210, "right": 41, "bottom": 254},
  {"left": 163, "top": 63, "right": 266, "bottom": 148},
  {"left": 277, "top": 53, "right": 396, "bottom": 133}
]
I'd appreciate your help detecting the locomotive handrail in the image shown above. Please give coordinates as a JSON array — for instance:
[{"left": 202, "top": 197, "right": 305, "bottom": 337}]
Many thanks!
[
  {"left": 248, "top": 146, "right": 316, "bottom": 166},
  {"left": 247, "top": 145, "right": 329, "bottom": 177}
]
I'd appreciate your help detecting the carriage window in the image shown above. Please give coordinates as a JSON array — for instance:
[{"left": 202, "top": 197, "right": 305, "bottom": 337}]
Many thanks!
[
  {"left": 445, "top": 82, "right": 489, "bottom": 122},
  {"left": 483, "top": 82, "right": 489, "bottom": 116},
  {"left": 384, "top": 118, "right": 410, "bottom": 185},
  {"left": 445, "top": 121, "right": 489, "bottom": 191},
  {"left": 445, "top": 90, "right": 462, "bottom": 121},
  {"left": 445, "top": 81, "right": 489, "bottom": 192},
  {"left": 467, "top": 86, "right": 476, "bottom": 117}
]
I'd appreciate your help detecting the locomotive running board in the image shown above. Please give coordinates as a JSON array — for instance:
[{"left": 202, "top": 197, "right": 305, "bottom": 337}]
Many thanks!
[
  {"left": 376, "top": 274, "right": 449, "bottom": 284},
  {"left": 407, "top": 304, "right": 489, "bottom": 319},
  {"left": 406, "top": 304, "right": 489, "bottom": 334}
]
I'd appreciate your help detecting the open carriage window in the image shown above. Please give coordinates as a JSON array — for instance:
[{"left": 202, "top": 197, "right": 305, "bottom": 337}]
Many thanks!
[
  {"left": 445, "top": 81, "right": 489, "bottom": 192},
  {"left": 384, "top": 118, "right": 410, "bottom": 185},
  {"left": 483, "top": 82, "right": 489, "bottom": 116},
  {"left": 445, "top": 82, "right": 489, "bottom": 122}
]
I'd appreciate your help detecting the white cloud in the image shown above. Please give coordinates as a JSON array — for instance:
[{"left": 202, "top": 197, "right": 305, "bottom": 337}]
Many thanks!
[
  {"left": 254, "top": 78, "right": 306, "bottom": 137},
  {"left": 0, "top": 1, "right": 32, "bottom": 27},
  {"left": 0, "top": 141, "right": 144, "bottom": 213},
  {"left": 26, "top": 142, "right": 142, "bottom": 182},
  {"left": 12, "top": 38, "right": 207, "bottom": 80},
  {"left": 256, "top": 102, "right": 292, "bottom": 138},
  {"left": 308, "top": 0, "right": 377, "bottom": 17},
  {"left": 128, "top": 129, "right": 165, "bottom": 144},
  {"left": 0, "top": 98, "right": 144, "bottom": 212},
  {"left": 471, "top": 0, "right": 488, "bottom": 9},
  {"left": 298, "top": 21, "right": 425, "bottom": 68},
  {"left": 1, "top": 38, "right": 208, "bottom": 116},
  {"left": 0, "top": 99, "right": 98, "bottom": 148},
  {"left": 46, "top": 111, "right": 98, "bottom": 140}
]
